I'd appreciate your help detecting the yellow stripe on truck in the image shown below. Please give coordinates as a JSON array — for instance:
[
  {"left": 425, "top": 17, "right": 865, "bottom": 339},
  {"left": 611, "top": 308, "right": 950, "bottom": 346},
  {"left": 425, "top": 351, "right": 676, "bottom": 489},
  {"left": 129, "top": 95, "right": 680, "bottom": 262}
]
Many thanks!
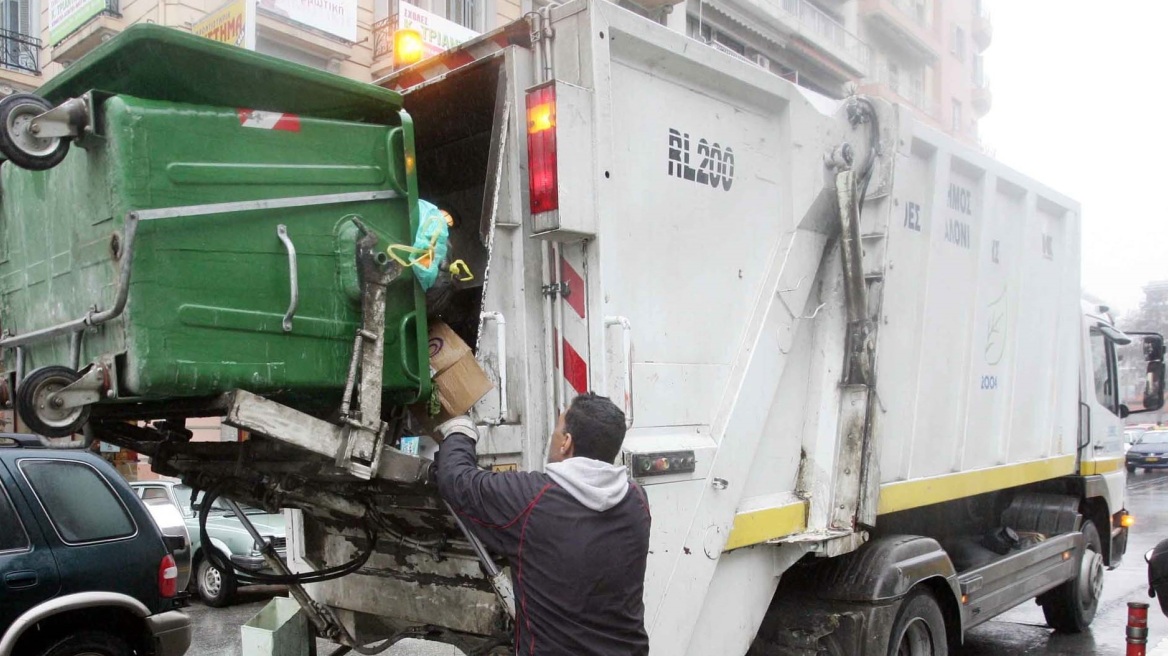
[
  {"left": 726, "top": 455, "right": 1079, "bottom": 550},
  {"left": 724, "top": 501, "right": 807, "bottom": 551},
  {"left": 877, "top": 455, "right": 1077, "bottom": 515},
  {"left": 1080, "top": 457, "right": 1124, "bottom": 476}
]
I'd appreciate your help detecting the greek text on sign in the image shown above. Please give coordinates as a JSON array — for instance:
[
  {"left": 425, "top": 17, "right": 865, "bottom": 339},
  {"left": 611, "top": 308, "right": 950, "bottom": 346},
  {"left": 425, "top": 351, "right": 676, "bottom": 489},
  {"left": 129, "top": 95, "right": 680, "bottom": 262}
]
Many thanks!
[
  {"left": 391, "top": 2, "right": 479, "bottom": 59},
  {"left": 259, "top": 0, "right": 358, "bottom": 42},
  {"left": 48, "top": 0, "right": 105, "bottom": 44},
  {"left": 193, "top": 0, "right": 256, "bottom": 49}
]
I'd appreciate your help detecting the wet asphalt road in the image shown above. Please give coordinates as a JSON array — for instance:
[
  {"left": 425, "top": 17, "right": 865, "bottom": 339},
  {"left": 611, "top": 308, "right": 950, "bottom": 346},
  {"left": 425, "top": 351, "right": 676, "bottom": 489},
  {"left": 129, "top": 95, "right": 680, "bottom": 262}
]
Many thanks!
[{"left": 187, "top": 470, "right": 1168, "bottom": 655}]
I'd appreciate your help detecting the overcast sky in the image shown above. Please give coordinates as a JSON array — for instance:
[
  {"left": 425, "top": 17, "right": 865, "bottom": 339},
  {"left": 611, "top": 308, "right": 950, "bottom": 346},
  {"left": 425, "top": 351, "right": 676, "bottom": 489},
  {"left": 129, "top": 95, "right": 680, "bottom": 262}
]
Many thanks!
[{"left": 979, "top": 1, "right": 1167, "bottom": 315}]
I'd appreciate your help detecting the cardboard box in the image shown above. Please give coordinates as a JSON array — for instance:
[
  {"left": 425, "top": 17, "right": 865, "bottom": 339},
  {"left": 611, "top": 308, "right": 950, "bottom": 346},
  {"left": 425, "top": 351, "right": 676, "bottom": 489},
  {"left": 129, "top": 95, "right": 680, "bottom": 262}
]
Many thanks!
[{"left": 414, "top": 321, "right": 493, "bottom": 428}]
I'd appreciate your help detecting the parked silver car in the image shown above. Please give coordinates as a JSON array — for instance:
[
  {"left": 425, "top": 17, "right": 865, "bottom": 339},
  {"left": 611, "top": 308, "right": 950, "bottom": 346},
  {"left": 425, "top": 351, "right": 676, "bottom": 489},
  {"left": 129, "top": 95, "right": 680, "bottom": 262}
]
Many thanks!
[{"left": 131, "top": 481, "right": 285, "bottom": 607}]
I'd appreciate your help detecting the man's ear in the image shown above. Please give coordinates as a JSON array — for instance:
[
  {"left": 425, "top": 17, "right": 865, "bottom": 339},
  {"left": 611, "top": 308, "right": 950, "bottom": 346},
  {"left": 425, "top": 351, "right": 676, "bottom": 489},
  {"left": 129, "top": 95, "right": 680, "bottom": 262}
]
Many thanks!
[{"left": 562, "top": 433, "right": 575, "bottom": 457}]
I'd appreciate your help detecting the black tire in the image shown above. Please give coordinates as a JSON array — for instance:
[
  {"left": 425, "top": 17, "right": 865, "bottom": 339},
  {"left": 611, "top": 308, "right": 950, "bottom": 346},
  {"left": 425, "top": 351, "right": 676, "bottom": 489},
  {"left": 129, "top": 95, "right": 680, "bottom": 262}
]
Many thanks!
[
  {"left": 1040, "top": 520, "right": 1103, "bottom": 633},
  {"left": 38, "top": 631, "right": 131, "bottom": 656},
  {"left": 16, "top": 365, "right": 91, "bottom": 437},
  {"left": 196, "top": 555, "right": 237, "bottom": 607},
  {"left": 888, "top": 589, "right": 948, "bottom": 656},
  {"left": 1128, "top": 465, "right": 1136, "bottom": 473},
  {"left": 0, "top": 93, "right": 69, "bottom": 171}
]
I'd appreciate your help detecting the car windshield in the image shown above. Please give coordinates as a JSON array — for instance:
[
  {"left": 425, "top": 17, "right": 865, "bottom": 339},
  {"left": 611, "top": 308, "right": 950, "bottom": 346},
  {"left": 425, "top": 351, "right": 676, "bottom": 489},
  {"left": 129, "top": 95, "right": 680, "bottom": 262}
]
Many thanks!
[
  {"left": 173, "top": 484, "right": 266, "bottom": 515},
  {"left": 1140, "top": 432, "right": 1168, "bottom": 445}
]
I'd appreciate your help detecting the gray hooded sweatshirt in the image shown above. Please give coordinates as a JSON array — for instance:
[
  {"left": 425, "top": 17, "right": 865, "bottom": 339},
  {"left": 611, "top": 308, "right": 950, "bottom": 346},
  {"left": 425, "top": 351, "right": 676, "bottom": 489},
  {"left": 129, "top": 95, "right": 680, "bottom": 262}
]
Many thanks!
[{"left": 545, "top": 457, "right": 631, "bottom": 511}]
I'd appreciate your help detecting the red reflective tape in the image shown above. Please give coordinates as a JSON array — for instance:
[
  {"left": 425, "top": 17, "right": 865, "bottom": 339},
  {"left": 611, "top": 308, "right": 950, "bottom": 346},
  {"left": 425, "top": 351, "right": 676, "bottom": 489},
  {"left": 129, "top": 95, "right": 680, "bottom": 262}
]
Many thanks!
[
  {"left": 237, "top": 109, "right": 301, "bottom": 132},
  {"left": 394, "top": 70, "right": 427, "bottom": 91},
  {"left": 443, "top": 49, "right": 477, "bottom": 68},
  {"left": 562, "top": 338, "right": 588, "bottom": 394},
  {"left": 560, "top": 259, "right": 586, "bottom": 320},
  {"left": 273, "top": 113, "right": 300, "bottom": 132}
]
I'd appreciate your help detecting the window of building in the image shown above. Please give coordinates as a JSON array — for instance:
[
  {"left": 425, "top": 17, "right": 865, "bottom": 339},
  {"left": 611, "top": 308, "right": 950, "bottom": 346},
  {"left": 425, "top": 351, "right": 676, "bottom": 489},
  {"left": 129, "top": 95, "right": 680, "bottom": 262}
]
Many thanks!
[
  {"left": 888, "top": 61, "right": 900, "bottom": 92},
  {"left": 20, "top": 460, "right": 135, "bottom": 544},
  {"left": 951, "top": 100, "right": 962, "bottom": 133},
  {"left": 445, "top": 0, "right": 480, "bottom": 30},
  {"left": 0, "top": 485, "right": 29, "bottom": 553},
  {"left": 952, "top": 25, "right": 966, "bottom": 62}
]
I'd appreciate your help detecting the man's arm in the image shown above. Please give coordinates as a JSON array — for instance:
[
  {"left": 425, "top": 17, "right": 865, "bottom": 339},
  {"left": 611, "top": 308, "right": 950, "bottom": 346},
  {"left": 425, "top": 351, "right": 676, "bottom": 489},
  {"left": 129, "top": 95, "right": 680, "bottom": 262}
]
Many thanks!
[{"left": 435, "top": 422, "right": 550, "bottom": 557}]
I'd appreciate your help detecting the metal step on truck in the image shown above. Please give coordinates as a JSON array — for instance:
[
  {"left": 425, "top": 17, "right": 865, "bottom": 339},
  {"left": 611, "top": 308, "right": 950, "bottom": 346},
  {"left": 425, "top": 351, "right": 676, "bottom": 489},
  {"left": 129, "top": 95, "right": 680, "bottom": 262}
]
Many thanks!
[{"left": 0, "top": 1, "right": 1164, "bottom": 654}]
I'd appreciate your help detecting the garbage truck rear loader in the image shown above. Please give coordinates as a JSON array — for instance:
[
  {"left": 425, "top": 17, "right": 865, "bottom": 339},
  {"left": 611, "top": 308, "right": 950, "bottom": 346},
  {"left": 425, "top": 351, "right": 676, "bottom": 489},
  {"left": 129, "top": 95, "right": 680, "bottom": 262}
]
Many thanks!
[{"left": 0, "top": 3, "right": 1163, "bottom": 654}]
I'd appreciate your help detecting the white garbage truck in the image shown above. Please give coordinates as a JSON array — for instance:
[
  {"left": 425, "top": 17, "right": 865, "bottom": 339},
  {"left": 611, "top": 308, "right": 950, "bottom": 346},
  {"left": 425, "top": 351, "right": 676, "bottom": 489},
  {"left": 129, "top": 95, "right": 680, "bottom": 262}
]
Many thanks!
[
  {"left": 9, "top": 1, "right": 1163, "bottom": 654},
  {"left": 279, "top": 2, "right": 1163, "bottom": 651}
]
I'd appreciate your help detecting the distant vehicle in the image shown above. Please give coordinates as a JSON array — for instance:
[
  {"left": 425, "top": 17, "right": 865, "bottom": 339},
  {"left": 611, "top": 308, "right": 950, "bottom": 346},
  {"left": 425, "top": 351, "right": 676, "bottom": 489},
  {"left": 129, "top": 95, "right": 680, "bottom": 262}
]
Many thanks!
[
  {"left": 0, "top": 434, "right": 190, "bottom": 656},
  {"left": 1127, "top": 430, "right": 1168, "bottom": 472},
  {"left": 1126, "top": 428, "right": 1149, "bottom": 452},
  {"left": 139, "top": 495, "right": 193, "bottom": 593},
  {"left": 130, "top": 481, "right": 285, "bottom": 607}
]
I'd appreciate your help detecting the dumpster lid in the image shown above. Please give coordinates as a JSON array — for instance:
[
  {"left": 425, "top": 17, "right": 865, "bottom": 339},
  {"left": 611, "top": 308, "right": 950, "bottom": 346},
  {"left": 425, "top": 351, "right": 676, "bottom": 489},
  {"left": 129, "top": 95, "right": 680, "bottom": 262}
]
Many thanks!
[{"left": 38, "top": 24, "right": 403, "bottom": 124}]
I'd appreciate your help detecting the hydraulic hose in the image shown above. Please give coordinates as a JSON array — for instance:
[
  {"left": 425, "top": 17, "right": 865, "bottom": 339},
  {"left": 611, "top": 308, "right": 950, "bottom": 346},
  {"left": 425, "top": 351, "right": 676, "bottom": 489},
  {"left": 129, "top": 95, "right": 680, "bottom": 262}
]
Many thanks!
[{"left": 197, "top": 489, "right": 377, "bottom": 585}]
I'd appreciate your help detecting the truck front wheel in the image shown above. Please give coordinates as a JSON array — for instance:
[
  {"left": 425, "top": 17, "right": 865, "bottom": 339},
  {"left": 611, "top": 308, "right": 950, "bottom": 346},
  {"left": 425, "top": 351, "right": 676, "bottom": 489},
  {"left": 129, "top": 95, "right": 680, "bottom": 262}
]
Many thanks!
[
  {"left": 887, "top": 589, "right": 948, "bottom": 656},
  {"left": 1039, "top": 520, "right": 1102, "bottom": 633}
]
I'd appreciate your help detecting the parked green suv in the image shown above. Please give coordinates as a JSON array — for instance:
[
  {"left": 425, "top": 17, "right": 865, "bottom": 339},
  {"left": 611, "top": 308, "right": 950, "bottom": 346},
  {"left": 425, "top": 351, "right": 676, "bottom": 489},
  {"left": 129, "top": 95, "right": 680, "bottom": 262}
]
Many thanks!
[
  {"left": 130, "top": 481, "right": 285, "bottom": 607},
  {"left": 0, "top": 434, "right": 190, "bottom": 656}
]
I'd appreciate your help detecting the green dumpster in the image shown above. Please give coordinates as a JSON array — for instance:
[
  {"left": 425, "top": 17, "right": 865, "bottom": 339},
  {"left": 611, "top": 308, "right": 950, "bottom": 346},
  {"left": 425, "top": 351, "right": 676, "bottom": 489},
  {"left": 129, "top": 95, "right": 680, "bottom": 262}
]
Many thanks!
[{"left": 0, "top": 25, "right": 430, "bottom": 435}]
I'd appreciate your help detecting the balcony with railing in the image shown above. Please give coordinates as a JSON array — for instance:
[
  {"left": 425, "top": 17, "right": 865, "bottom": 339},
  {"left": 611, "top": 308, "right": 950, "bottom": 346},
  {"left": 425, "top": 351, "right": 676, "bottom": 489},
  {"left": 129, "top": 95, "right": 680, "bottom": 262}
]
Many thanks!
[
  {"left": 772, "top": 0, "right": 870, "bottom": 77},
  {"left": 860, "top": 0, "right": 938, "bottom": 61},
  {"left": 372, "top": 17, "right": 391, "bottom": 59},
  {"left": 50, "top": 0, "right": 122, "bottom": 64},
  {"left": 0, "top": 29, "right": 40, "bottom": 76},
  {"left": 973, "top": 8, "right": 992, "bottom": 51},
  {"left": 866, "top": 62, "right": 934, "bottom": 118},
  {"left": 972, "top": 57, "right": 991, "bottom": 115}
]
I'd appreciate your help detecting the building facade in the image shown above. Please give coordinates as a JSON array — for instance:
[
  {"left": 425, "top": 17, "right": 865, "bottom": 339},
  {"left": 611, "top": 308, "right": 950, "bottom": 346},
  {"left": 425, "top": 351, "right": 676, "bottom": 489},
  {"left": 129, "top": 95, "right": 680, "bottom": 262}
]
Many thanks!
[
  {"left": 0, "top": 0, "right": 988, "bottom": 144},
  {"left": 681, "top": 0, "right": 992, "bottom": 145},
  {"left": 0, "top": 0, "right": 525, "bottom": 94}
]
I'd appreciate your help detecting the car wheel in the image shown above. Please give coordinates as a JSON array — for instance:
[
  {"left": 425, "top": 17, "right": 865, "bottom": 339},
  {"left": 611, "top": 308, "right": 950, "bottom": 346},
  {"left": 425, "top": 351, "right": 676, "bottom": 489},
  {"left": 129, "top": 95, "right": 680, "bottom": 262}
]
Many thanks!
[
  {"left": 1127, "top": 464, "right": 1136, "bottom": 473},
  {"left": 38, "top": 631, "right": 131, "bottom": 656},
  {"left": 887, "top": 589, "right": 948, "bottom": 656},
  {"left": 1039, "top": 520, "right": 1103, "bottom": 632},
  {"left": 196, "top": 555, "right": 237, "bottom": 607}
]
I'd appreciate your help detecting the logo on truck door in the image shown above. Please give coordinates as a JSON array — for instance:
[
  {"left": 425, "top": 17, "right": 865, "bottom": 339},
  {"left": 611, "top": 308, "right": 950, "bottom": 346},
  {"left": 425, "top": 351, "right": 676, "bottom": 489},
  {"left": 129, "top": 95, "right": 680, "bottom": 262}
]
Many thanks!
[{"left": 668, "top": 128, "right": 734, "bottom": 191}]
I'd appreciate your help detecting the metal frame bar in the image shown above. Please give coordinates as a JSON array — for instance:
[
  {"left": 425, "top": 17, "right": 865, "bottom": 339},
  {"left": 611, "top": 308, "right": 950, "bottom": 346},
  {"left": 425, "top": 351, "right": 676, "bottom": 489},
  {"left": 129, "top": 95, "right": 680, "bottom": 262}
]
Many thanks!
[{"left": 0, "top": 190, "right": 399, "bottom": 352}]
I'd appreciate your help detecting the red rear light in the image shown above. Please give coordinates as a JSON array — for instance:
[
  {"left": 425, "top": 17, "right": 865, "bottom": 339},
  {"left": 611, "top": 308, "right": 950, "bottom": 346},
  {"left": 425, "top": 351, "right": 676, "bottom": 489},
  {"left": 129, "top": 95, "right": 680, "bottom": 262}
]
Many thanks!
[
  {"left": 158, "top": 554, "right": 178, "bottom": 598},
  {"left": 526, "top": 84, "right": 558, "bottom": 215}
]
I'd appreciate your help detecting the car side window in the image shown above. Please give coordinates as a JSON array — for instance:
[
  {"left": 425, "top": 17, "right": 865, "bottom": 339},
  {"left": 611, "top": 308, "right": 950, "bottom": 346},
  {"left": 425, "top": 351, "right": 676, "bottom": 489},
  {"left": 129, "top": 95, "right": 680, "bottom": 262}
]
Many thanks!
[
  {"left": 19, "top": 460, "right": 135, "bottom": 544},
  {"left": 0, "top": 484, "right": 29, "bottom": 552}
]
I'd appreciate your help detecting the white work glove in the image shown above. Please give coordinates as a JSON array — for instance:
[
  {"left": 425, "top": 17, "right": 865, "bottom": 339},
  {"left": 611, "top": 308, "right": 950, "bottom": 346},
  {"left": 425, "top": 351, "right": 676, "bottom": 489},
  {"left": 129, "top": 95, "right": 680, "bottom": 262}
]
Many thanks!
[{"left": 435, "top": 415, "right": 478, "bottom": 443}]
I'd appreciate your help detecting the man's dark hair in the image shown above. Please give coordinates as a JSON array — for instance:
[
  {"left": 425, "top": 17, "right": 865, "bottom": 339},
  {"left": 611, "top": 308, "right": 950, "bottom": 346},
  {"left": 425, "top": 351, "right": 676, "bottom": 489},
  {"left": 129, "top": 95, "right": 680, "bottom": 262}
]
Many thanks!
[{"left": 564, "top": 392, "right": 627, "bottom": 463}]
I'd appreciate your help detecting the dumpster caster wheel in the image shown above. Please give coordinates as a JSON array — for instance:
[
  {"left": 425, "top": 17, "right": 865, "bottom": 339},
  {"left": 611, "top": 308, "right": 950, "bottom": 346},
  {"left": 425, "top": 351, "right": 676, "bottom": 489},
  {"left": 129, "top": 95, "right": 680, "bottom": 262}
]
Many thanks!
[
  {"left": 16, "top": 366, "right": 91, "bottom": 437},
  {"left": 0, "top": 94, "right": 70, "bottom": 171}
]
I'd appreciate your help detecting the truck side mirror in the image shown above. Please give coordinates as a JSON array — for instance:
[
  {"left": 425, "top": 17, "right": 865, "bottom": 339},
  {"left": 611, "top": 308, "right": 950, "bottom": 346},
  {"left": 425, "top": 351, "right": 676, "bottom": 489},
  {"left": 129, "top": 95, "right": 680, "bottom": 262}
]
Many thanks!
[{"left": 1146, "top": 361, "right": 1166, "bottom": 412}]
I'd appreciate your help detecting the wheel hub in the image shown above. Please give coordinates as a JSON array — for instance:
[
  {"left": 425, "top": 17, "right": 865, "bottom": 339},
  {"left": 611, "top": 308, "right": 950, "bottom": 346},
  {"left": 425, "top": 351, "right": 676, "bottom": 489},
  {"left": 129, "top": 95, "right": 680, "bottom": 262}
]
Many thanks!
[
  {"left": 32, "top": 379, "right": 84, "bottom": 427},
  {"left": 1079, "top": 547, "right": 1104, "bottom": 605},
  {"left": 203, "top": 564, "right": 222, "bottom": 597},
  {"left": 7, "top": 103, "right": 60, "bottom": 157},
  {"left": 895, "top": 618, "right": 936, "bottom": 656}
]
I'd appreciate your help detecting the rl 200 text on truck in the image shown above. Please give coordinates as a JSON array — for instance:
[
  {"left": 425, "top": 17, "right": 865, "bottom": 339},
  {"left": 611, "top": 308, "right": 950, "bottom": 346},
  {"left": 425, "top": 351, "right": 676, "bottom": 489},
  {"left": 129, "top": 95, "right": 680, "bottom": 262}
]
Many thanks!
[{"left": 0, "top": 2, "right": 1161, "bottom": 654}]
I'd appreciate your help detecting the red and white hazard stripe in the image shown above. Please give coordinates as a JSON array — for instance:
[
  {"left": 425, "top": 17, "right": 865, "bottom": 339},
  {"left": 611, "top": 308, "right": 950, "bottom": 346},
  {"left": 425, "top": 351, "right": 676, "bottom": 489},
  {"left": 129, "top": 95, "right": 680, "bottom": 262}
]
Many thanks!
[
  {"left": 553, "top": 242, "right": 590, "bottom": 404},
  {"left": 378, "top": 21, "right": 532, "bottom": 93},
  {"left": 237, "top": 109, "right": 301, "bottom": 132}
]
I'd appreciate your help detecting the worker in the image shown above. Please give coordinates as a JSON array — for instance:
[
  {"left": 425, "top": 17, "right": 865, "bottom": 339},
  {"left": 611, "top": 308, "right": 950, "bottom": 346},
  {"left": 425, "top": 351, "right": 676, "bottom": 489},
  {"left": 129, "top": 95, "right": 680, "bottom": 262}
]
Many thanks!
[{"left": 434, "top": 392, "right": 651, "bottom": 655}]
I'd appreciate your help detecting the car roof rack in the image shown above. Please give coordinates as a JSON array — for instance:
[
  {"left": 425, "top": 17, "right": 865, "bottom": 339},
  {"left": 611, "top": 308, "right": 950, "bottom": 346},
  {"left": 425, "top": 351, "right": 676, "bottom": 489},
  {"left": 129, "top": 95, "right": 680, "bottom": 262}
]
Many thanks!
[{"left": 0, "top": 433, "right": 48, "bottom": 448}]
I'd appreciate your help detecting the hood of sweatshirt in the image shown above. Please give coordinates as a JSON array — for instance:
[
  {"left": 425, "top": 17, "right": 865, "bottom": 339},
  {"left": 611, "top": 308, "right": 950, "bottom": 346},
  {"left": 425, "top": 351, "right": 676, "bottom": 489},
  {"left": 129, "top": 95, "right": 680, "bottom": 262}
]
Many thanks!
[{"left": 544, "top": 457, "right": 631, "bottom": 511}]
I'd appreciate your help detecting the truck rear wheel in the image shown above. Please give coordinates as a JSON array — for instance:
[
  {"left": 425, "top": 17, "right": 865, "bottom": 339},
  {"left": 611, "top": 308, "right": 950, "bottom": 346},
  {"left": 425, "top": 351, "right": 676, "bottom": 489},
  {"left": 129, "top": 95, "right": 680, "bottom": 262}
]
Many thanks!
[
  {"left": 1040, "top": 520, "right": 1102, "bottom": 633},
  {"left": 887, "top": 589, "right": 948, "bottom": 656}
]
